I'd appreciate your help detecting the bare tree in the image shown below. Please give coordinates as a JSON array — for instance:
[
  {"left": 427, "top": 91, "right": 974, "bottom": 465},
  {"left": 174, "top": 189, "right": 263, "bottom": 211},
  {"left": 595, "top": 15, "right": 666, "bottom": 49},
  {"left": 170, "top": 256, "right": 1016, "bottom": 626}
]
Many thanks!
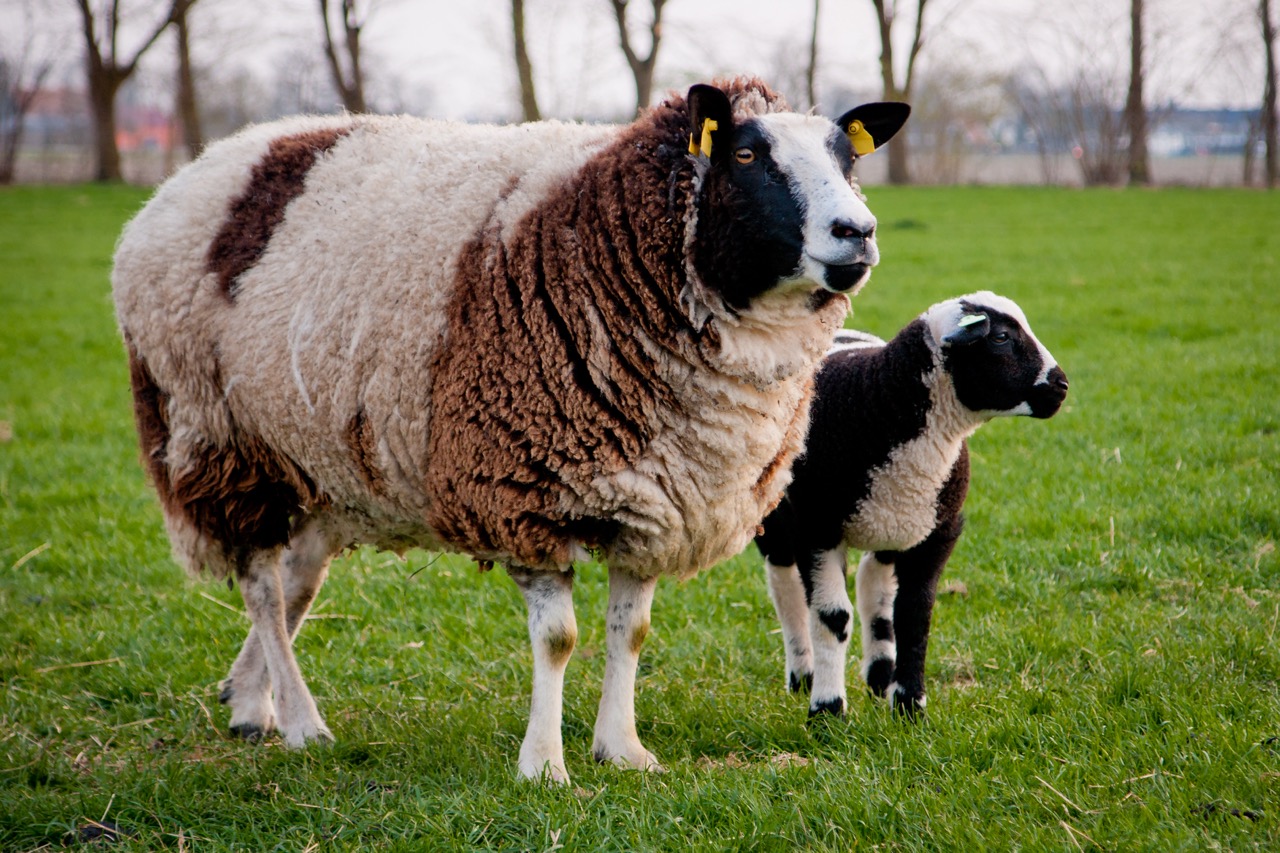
[
  {"left": 1124, "top": 0, "right": 1149, "bottom": 185},
  {"left": 512, "top": 0, "right": 540, "bottom": 121},
  {"left": 0, "top": 1, "right": 57, "bottom": 184},
  {"left": 1263, "top": 0, "right": 1278, "bottom": 188},
  {"left": 870, "top": 0, "right": 930, "bottom": 184},
  {"left": 806, "top": 0, "right": 820, "bottom": 111},
  {"left": 74, "top": 0, "right": 192, "bottom": 182},
  {"left": 319, "top": 0, "right": 367, "bottom": 113},
  {"left": 608, "top": 0, "right": 667, "bottom": 117},
  {"left": 173, "top": 0, "right": 202, "bottom": 158}
]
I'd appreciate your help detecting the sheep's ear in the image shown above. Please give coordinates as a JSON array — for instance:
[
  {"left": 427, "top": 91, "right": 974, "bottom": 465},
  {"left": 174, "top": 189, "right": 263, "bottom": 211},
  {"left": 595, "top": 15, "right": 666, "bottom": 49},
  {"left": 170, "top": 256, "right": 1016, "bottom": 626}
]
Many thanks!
[
  {"left": 942, "top": 313, "right": 989, "bottom": 346},
  {"left": 687, "top": 84, "right": 733, "bottom": 162},
  {"left": 837, "top": 102, "right": 911, "bottom": 157}
]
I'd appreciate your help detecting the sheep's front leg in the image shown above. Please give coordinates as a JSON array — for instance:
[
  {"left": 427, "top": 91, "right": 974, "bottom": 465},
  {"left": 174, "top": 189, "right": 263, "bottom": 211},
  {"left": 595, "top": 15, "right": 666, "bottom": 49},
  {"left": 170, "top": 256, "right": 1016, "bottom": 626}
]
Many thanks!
[
  {"left": 592, "top": 567, "right": 662, "bottom": 771},
  {"left": 765, "top": 559, "right": 813, "bottom": 693},
  {"left": 855, "top": 551, "right": 900, "bottom": 698},
  {"left": 221, "top": 519, "right": 333, "bottom": 740},
  {"left": 887, "top": 523, "right": 961, "bottom": 718},
  {"left": 805, "top": 548, "right": 853, "bottom": 717},
  {"left": 508, "top": 566, "right": 577, "bottom": 784},
  {"left": 235, "top": 546, "right": 332, "bottom": 747}
]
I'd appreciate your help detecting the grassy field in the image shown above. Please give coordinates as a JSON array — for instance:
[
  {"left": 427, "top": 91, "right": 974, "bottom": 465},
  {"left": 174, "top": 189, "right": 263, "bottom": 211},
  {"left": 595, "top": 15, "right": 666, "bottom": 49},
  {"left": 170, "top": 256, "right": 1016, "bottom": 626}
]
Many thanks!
[{"left": 1, "top": 182, "right": 1277, "bottom": 851}]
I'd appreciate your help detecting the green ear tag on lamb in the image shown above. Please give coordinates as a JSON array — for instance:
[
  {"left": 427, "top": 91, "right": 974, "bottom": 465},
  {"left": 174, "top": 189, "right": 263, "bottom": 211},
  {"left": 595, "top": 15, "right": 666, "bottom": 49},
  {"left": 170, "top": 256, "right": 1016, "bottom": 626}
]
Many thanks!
[
  {"left": 847, "top": 119, "right": 876, "bottom": 156},
  {"left": 957, "top": 313, "right": 986, "bottom": 327}
]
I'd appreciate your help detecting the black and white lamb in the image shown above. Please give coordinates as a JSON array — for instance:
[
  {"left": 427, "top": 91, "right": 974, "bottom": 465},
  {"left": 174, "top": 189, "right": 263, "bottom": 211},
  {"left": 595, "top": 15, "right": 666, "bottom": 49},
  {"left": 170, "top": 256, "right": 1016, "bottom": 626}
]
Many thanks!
[
  {"left": 755, "top": 291, "right": 1068, "bottom": 718},
  {"left": 112, "top": 78, "right": 909, "bottom": 782}
]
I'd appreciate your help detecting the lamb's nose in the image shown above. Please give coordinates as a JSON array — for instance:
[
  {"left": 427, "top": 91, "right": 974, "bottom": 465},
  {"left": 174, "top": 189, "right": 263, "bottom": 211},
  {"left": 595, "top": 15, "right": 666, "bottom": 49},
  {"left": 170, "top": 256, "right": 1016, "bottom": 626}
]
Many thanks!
[
  {"left": 1047, "top": 365, "right": 1069, "bottom": 392},
  {"left": 831, "top": 219, "right": 874, "bottom": 241}
]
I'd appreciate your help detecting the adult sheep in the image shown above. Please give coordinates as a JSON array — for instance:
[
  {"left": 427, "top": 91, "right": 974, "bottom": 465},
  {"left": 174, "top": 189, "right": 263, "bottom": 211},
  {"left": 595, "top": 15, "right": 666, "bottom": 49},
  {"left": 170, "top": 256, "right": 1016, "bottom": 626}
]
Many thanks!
[
  {"left": 756, "top": 292, "right": 1068, "bottom": 719},
  {"left": 113, "top": 77, "right": 909, "bottom": 782}
]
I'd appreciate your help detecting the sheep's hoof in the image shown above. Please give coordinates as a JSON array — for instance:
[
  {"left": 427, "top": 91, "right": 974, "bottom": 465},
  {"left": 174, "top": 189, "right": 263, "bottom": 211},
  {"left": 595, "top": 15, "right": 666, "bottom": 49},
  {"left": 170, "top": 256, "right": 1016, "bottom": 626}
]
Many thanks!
[
  {"left": 593, "top": 744, "right": 665, "bottom": 773},
  {"left": 228, "top": 722, "right": 269, "bottom": 742},
  {"left": 217, "top": 680, "right": 236, "bottom": 705},
  {"left": 807, "top": 697, "right": 846, "bottom": 719},
  {"left": 519, "top": 760, "right": 571, "bottom": 785},
  {"left": 788, "top": 671, "right": 814, "bottom": 695},
  {"left": 864, "top": 659, "right": 894, "bottom": 697},
  {"left": 280, "top": 721, "right": 335, "bottom": 749}
]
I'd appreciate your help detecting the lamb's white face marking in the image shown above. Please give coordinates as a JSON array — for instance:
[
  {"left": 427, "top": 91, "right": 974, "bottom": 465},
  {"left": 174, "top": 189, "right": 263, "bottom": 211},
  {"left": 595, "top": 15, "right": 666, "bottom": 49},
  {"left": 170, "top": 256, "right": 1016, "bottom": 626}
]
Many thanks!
[
  {"left": 925, "top": 290, "right": 1062, "bottom": 417},
  {"left": 756, "top": 113, "right": 879, "bottom": 295}
]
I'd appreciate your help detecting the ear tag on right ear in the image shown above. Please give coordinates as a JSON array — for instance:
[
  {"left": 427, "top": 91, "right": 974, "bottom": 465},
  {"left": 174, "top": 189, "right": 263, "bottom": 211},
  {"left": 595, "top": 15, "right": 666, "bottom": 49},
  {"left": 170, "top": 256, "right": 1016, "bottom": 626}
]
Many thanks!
[
  {"left": 847, "top": 119, "right": 876, "bottom": 156},
  {"left": 957, "top": 313, "right": 986, "bottom": 328}
]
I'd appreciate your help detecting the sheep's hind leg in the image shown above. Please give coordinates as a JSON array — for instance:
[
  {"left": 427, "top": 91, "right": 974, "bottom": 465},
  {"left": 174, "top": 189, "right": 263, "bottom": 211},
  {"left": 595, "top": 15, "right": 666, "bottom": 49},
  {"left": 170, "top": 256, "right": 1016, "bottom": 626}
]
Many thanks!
[
  {"left": 509, "top": 566, "right": 577, "bottom": 784},
  {"left": 592, "top": 567, "right": 662, "bottom": 772},
  {"left": 221, "top": 520, "right": 333, "bottom": 741},
  {"left": 765, "top": 559, "right": 813, "bottom": 694},
  {"left": 886, "top": 521, "right": 961, "bottom": 719},
  {"left": 235, "top": 545, "right": 332, "bottom": 747},
  {"left": 806, "top": 548, "right": 853, "bottom": 717},
  {"left": 855, "top": 551, "right": 899, "bottom": 699}
]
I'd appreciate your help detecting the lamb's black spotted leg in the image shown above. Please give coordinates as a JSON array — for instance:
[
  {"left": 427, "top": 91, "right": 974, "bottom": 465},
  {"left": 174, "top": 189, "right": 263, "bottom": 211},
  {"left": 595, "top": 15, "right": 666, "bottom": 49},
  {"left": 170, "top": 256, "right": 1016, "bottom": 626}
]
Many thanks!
[
  {"left": 855, "top": 550, "right": 899, "bottom": 698},
  {"left": 803, "top": 547, "right": 853, "bottom": 717},
  {"left": 886, "top": 517, "right": 962, "bottom": 719}
]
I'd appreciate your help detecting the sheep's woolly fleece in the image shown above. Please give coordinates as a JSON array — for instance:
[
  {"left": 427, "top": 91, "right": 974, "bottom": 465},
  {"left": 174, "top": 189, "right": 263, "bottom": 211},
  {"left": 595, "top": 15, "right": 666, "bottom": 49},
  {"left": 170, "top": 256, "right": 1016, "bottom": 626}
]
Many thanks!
[{"left": 113, "top": 78, "right": 851, "bottom": 582}]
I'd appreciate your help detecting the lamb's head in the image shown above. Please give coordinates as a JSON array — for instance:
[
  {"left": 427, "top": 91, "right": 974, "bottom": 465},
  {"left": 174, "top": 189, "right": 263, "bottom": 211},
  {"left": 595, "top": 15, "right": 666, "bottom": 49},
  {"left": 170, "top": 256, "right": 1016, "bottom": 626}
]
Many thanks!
[
  {"left": 684, "top": 80, "right": 909, "bottom": 311},
  {"left": 925, "top": 291, "right": 1069, "bottom": 420}
]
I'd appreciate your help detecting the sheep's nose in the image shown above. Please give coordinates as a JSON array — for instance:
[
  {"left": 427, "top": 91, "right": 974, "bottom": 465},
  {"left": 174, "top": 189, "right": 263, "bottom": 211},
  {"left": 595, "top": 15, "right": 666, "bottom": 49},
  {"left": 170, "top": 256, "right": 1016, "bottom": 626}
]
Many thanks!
[
  {"left": 831, "top": 218, "right": 874, "bottom": 241},
  {"left": 1047, "top": 365, "right": 1069, "bottom": 393}
]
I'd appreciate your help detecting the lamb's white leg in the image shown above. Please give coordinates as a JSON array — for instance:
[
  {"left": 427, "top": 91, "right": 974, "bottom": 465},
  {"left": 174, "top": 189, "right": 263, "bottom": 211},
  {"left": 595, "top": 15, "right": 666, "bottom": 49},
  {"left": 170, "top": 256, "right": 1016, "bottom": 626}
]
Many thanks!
[
  {"left": 509, "top": 566, "right": 577, "bottom": 784},
  {"left": 855, "top": 551, "right": 899, "bottom": 698},
  {"left": 765, "top": 559, "right": 813, "bottom": 694},
  {"left": 235, "top": 546, "right": 331, "bottom": 747},
  {"left": 221, "top": 520, "right": 333, "bottom": 740},
  {"left": 592, "top": 567, "right": 662, "bottom": 771},
  {"left": 807, "top": 548, "right": 853, "bottom": 717}
]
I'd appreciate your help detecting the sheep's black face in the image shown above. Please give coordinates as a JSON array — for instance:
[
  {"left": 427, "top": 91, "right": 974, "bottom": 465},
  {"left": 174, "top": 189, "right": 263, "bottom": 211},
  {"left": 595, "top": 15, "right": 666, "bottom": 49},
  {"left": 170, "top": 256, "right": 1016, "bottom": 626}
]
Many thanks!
[
  {"left": 685, "top": 86, "right": 908, "bottom": 311},
  {"left": 939, "top": 299, "right": 1068, "bottom": 419}
]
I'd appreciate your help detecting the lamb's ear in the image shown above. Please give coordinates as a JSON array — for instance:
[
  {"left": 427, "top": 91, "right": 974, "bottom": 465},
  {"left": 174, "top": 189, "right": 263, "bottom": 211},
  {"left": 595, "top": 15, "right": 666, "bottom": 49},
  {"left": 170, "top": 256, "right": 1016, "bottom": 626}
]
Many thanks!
[
  {"left": 687, "top": 84, "right": 733, "bottom": 162},
  {"left": 942, "top": 313, "right": 990, "bottom": 347},
  {"left": 837, "top": 102, "right": 911, "bottom": 157}
]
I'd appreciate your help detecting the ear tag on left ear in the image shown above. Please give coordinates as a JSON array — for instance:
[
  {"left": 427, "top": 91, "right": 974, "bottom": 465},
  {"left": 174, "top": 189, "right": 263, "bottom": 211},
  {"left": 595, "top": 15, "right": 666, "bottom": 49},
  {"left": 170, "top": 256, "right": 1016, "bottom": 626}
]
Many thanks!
[
  {"left": 689, "top": 118, "right": 719, "bottom": 157},
  {"left": 957, "top": 314, "right": 986, "bottom": 328},
  {"left": 847, "top": 119, "right": 876, "bottom": 156}
]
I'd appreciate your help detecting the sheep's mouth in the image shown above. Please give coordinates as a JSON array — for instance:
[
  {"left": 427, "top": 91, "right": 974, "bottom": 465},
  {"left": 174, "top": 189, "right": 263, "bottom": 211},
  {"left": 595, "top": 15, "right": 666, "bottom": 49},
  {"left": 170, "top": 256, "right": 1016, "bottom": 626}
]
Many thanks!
[{"left": 821, "top": 262, "right": 870, "bottom": 293}]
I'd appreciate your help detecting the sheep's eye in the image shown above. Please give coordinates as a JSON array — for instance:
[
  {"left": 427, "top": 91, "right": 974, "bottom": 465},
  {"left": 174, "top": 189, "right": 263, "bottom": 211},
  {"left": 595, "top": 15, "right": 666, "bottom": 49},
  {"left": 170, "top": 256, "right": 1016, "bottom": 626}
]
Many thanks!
[
  {"left": 990, "top": 331, "right": 1011, "bottom": 344},
  {"left": 734, "top": 148, "right": 756, "bottom": 165}
]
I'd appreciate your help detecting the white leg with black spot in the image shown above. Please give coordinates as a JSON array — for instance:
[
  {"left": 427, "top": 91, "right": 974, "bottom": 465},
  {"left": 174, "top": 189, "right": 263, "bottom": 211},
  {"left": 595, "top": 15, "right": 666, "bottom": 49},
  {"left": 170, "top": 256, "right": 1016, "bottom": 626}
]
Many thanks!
[
  {"left": 765, "top": 559, "right": 813, "bottom": 693},
  {"left": 807, "top": 548, "right": 852, "bottom": 716},
  {"left": 593, "top": 567, "right": 662, "bottom": 772},
  {"left": 855, "top": 552, "right": 898, "bottom": 696}
]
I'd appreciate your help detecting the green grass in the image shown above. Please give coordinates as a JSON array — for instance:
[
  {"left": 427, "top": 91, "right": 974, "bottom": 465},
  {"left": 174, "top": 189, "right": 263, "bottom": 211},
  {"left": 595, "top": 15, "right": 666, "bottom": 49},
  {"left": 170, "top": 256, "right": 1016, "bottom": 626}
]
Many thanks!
[{"left": 1, "top": 183, "right": 1278, "bottom": 850}]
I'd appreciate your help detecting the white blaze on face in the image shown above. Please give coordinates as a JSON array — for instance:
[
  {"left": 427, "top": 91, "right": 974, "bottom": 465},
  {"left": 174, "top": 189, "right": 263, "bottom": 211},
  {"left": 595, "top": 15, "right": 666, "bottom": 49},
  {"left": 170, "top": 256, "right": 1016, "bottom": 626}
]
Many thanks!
[{"left": 756, "top": 112, "right": 878, "bottom": 292}]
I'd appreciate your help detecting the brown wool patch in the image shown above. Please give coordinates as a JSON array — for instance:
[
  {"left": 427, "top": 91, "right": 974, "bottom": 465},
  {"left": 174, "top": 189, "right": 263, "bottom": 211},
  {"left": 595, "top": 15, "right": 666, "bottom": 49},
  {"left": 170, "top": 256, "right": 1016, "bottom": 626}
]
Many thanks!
[
  {"left": 424, "top": 103, "right": 706, "bottom": 568},
  {"left": 344, "top": 406, "right": 386, "bottom": 495},
  {"left": 545, "top": 628, "right": 578, "bottom": 665},
  {"left": 126, "top": 342, "right": 175, "bottom": 511},
  {"left": 628, "top": 621, "right": 650, "bottom": 656},
  {"left": 206, "top": 126, "right": 351, "bottom": 299}
]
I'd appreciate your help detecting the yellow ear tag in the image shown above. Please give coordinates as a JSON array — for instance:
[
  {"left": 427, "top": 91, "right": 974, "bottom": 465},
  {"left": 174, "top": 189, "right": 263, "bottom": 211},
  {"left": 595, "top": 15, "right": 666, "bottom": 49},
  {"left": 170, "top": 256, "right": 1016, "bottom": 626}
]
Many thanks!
[
  {"left": 847, "top": 119, "right": 876, "bottom": 156},
  {"left": 689, "top": 118, "right": 719, "bottom": 157}
]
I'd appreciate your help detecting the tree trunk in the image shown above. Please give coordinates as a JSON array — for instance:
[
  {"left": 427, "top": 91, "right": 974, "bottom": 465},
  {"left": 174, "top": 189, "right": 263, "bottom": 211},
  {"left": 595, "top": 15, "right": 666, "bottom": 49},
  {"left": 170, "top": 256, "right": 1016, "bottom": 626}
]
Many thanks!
[
  {"left": 806, "top": 0, "right": 820, "bottom": 110},
  {"left": 1263, "top": 0, "right": 1278, "bottom": 189},
  {"left": 609, "top": 0, "right": 667, "bottom": 117},
  {"left": 1125, "top": 0, "right": 1150, "bottom": 185},
  {"left": 871, "top": 0, "right": 926, "bottom": 185},
  {"left": 512, "top": 0, "right": 540, "bottom": 121},
  {"left": 321, "top": 0, "right": 367, "bottom": 113},
  {"left": 175, "top": 4, "right": 203, "bottom": 159},
  {"left": 87, "top": 59, "right": 123, "bottom": 182}
]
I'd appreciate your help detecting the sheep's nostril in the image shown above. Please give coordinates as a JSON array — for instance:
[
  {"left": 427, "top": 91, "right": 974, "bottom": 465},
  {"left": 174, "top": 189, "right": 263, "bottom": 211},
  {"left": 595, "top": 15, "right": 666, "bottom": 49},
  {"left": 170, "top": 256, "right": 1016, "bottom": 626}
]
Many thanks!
[{"left": 831, "top": 222, "right": 858, "bottom": 240}]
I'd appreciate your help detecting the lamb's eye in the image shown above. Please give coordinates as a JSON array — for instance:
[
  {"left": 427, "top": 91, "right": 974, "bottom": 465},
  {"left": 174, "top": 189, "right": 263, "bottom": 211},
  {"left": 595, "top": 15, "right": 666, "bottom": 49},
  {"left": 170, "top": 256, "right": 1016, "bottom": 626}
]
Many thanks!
[
  {"left": 734, "top": 148, "right": 755, "bottom": 165},
  {"left": 991, "top": 331, "right": 1011, "bottom": 344}
]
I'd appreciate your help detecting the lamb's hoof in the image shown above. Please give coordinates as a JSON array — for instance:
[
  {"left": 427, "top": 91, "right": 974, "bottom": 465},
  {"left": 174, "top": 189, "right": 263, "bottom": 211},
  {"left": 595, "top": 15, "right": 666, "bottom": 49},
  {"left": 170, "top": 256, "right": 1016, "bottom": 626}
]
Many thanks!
[
  {"left": 229, "top": 722, "right": 269, "bottom": 743},
  {"left": 864, "top": 658, "right": 894, "bottom": 697},
  {"left": 889, "top": 685, "right": 926, "bottom": 721},
  {"left": 807, "top": 696, "right": 846, "bottom": 720},
  {"left": 518, "top": 758, "right": 571, "bottom": 785},
  {"left": 788, "top": 671, "right": 814, "bottom": 695}
]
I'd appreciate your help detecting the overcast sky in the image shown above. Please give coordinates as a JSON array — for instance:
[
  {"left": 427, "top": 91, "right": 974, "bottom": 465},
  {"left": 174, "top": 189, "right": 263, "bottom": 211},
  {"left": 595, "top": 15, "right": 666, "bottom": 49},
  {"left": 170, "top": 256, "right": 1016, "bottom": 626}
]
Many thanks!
[{"left": 8, "top": 0, "right": 1270, "bottom": 121}]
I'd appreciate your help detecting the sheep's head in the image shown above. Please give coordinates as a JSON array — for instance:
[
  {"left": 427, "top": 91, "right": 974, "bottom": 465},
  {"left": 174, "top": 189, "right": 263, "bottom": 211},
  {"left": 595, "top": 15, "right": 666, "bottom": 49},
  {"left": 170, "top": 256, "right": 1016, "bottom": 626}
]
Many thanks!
[
  {"left": 927, "top": 291, "right": 1070, "bottom": 420},
  {"left": 686, "top": 80, "right": 909, "bottom": 312}
]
